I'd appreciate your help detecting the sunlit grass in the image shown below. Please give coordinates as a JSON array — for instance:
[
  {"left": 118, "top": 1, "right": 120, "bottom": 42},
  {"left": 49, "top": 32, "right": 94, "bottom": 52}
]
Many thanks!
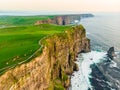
[{"left": 0, "top": 24, "right": 71, "bottom": 69}]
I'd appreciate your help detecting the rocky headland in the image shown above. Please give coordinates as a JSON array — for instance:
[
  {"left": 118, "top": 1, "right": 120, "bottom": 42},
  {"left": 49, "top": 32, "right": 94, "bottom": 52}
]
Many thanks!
[
  {"left": 35, "top": 14, "right": 94, "bottom": 25},
  {"left": 0, "top": 25, "right": 90, "bottom": 90}
]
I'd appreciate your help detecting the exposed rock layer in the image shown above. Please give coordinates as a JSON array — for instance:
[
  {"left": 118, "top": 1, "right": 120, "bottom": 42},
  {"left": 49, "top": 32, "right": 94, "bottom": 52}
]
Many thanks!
[
  {"left": 35, "top": 14, "right": 94, "bottom": 25},
  {"left": 0, "top": 25, "right": 90, "bottom": 90}
]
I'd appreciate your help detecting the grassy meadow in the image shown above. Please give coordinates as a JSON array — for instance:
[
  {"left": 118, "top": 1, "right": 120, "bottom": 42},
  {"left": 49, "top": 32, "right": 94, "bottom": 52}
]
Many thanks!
[
  {"left": 0, "top": 15, "right": 55, "bottom": 26},
  {"left": 0, "top": 16, "right": 71, "bottom": 73}
]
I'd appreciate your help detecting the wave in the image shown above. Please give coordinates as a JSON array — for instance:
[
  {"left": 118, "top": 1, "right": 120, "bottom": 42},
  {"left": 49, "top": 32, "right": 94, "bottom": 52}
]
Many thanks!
[{"left": 70, "top": 51, "right": 106, "bottom": 90}]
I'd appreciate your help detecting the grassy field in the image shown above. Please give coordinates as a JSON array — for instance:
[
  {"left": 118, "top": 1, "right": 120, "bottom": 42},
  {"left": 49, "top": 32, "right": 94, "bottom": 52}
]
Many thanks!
[
  {"left": 0, "top": 24, "right": 71, "bottom": 71},
  {"left": 0, "top": 15, "right": 55, "bottom": 26}
]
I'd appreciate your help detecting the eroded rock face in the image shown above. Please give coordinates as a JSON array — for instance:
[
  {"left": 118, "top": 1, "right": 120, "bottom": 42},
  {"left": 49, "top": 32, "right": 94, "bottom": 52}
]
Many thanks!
[
  {"left": 34, "top": 14, "right": 94, "bottom": 26},
  {"left": 34, "top": 18, "right": 54, "bottom": 25},
  {"left": 0, "top": 25, "right": 90, "bottom": 90}
]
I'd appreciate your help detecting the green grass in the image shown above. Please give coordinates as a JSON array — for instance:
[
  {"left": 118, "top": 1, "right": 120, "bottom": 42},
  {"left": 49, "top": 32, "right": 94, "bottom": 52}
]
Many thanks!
[
  {"left": 0, "top": 24, "right": 71, "bottom": 70},
  {"left": 0, "top": 15, "right": 55, "bottom": 26}
]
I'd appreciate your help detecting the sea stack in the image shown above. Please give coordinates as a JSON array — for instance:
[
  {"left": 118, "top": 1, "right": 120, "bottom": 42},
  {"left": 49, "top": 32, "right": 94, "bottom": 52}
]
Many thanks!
[{"left": 107, "top": 47, "right": 116, "bottom": 60}]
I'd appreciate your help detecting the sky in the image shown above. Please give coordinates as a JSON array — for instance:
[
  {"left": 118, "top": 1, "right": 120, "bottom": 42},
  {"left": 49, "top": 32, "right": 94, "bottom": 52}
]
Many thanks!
[{"left": 0, "top": 0, "right": 120, "bottom": 12}]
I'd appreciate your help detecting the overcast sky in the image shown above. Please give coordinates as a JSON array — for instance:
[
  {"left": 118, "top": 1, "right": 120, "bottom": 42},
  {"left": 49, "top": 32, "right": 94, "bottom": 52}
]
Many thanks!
[{"left": 0, "top": 0, "right": 120, "bottom": 12}]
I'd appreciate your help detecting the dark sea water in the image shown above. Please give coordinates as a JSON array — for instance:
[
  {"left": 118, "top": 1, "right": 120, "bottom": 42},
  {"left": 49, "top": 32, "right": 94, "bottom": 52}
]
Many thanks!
[
  {"left": 0, "top": 11, "right": 120, "bottom": 90},
  {"left": 81, "top": 13, "right": 120, "bottom": 51},
  {"left": 70, "top": 13, "right": 120, "bottom": 90}
]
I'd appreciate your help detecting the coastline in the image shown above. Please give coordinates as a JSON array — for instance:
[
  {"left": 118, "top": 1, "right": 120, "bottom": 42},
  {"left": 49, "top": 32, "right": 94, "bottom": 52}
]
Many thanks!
[{"left": 0, "top": 25, "right": 90, "bottom": 90}]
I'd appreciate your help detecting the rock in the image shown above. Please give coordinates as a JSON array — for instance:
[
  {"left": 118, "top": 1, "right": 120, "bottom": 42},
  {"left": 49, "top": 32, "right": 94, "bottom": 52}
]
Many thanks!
[
  {"left": 73, "top": 63, "right": 79, "bottom": 71},
  {"left": 55, "top": 16, "right": 63, "bottom": 25},
  {"left": 34, "top": 18, "right": 53, "bottom": 25},
  {"left": 0, "top": 25, "right": 90, "bottom": 90},
  {"left": 64, "top": 78, "right": 70, "bottom": 88},
  {"left": 35, "top": 14, "right": 94, "bottom": 25},
  {"left": 107, "top": 47, "right": 116, "bottom": 60}
]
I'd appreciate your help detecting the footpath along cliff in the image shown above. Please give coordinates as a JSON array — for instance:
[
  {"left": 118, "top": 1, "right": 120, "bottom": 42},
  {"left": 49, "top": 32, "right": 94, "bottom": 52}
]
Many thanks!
[{"left": 0, "top": 25, "right": 90, "bottom": 90}]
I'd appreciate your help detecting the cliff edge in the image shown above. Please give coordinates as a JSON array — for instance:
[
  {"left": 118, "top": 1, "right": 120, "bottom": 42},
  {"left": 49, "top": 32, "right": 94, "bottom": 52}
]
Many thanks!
[
  {"left": 0, "top": 25, "right": 90, "bottom": 90},
  {"left": 35, "top": 14, "right": 94, "bottom": 25}
]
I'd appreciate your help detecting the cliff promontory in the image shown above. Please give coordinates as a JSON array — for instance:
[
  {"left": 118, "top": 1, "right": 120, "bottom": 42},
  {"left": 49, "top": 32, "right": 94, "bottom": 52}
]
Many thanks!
[
  {"left": 35, "top": 14, "right": 94, "bottom": 25},
  {"left": 0, "top": 25, "right": 90, "bottom": 90}
]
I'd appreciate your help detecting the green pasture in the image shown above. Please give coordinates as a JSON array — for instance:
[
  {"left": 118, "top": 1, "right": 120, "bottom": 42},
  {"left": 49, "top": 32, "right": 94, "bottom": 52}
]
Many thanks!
[
  {"left": 0, "top": 24, "right": 71, "bottom": 70},
  {"left": 0, "top": 15, "right": 55, "bottom": 26}
]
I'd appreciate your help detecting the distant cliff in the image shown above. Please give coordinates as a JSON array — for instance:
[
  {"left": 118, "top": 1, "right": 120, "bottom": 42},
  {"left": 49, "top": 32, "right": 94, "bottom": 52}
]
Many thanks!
[
  {"left": 35, "top": 14, "right": 94, "bottom": 25},
  {"left": 0, "top": 25, "right": 90, "bottom": 90}
]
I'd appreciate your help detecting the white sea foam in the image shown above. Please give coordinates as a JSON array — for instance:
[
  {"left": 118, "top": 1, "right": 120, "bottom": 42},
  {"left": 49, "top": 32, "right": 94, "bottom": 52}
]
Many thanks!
[
  {"left": 70, "top": 59, "right": 89, "bottom": 90},
  {"left": 114, "top": 51, "right": 120, "bottom": 58},
  {"left": 70, "top": 51, "right": 106, "bottom": 90},
  {"left": 81, "top": 51, "right": 106, "bottom": 86},
  {"left": 86, "top": 32, "right": 90, "bottom": 35},
  {"left": 110, "top": 61, "right": 117, "bottom": 68}
]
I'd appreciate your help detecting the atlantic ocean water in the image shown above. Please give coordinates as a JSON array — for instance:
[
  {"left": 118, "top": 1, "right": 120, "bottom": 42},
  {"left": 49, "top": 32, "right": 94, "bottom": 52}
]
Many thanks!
[
  {"left": 1, "top": 11, "right": 120, "bottom": 90},
  {"left": 70, "top": 13, "right": 120, "bottom": 90}
]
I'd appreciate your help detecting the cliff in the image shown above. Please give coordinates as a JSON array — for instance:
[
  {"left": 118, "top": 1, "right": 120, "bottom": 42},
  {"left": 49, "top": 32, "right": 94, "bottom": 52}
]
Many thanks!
[
  {"left": 35, "top": 14, "right": 94, "bottom": 25},
  {"left": 0, "top": 25, "right": 90, "bottom": 90}
]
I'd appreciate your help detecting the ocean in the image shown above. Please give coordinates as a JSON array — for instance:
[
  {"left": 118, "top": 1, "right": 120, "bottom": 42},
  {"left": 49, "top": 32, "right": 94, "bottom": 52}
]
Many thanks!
[
  {"left": 82, "top": 13, "right": 120, "bottom": 51},
  {"left": 70, "top": 13, "right": 120, "bottom": 90},
  {"left": 1, "top": 11, "right": 120, "bottom": 90}
]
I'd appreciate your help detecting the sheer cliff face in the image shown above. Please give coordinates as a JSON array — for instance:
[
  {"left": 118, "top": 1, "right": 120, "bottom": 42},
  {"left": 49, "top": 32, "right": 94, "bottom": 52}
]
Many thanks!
[
  {"left": 34, "top": 14, "right": 94, "bottom": 26},
  {"left": 35, "top": 15, "right": 81, "bottom": 25},
  {"left": 0, "top": 25, "right": 90, "bottom": 90}
]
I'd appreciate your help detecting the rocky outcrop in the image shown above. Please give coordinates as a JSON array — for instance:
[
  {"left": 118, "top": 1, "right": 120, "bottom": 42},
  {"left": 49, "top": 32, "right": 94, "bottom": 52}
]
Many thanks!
[
  {"left": 35, "top": 14, "right": 94, "bottom": 25},
  {"left": 107, "top": 47, "right": 116, "bottom": 60},
  {"left": 35, "top": 18, "right": 54, "bottom": 25},
  {"left": 0, "top": 25, "right": 90, "bottom": 90}
]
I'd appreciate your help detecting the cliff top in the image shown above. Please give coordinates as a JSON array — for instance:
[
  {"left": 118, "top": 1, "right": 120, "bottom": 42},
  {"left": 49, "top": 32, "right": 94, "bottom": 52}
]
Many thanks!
[
  {"left": 0, "top": 24, "right": 71, "bottom": 74},
  {"left": 0, "top": 24, "right": 86, "bottom": 75},
  {"left": 0, "top": 13, "right": 94, "bottom": 26},
  {"left": 0, "top": 24, "right": 90, "bottom": 90}
]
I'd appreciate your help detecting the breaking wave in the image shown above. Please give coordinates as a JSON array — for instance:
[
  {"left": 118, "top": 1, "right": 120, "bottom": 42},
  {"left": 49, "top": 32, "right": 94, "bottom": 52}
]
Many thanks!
[{"left": 70, "top": 51, "right": 106, "bottom": 90}]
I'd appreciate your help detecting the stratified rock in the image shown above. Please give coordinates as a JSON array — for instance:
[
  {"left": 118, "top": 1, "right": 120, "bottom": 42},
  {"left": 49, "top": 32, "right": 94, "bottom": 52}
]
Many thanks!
[
  {"left": 34, "top": 18, "right": 54, "bottom": 25},
  {"left": 34, "top": 14, "right": 94, "bottom": 25},
  {"left": 0, "top": 25, "right": 90, "bottom": 90}
]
